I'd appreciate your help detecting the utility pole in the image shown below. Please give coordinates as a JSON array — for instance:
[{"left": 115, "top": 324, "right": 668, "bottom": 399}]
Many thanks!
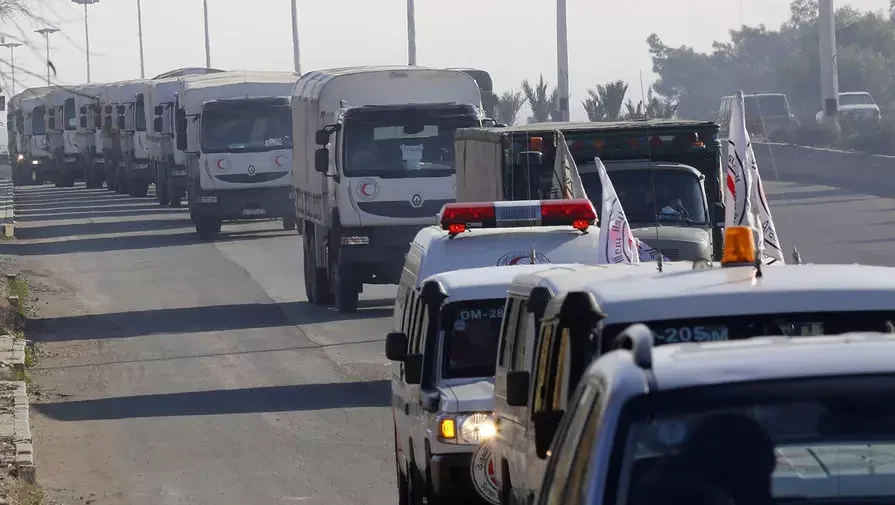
[
  {"left": 71, "top": 0, "right": 99, "bottom": 83},
  {"left": 34, "top": 28, "right": 60, "bottom": 85},
  {"left": 137, "top": 0, "right": 145, "bottom": 78},
  {"left": 203, "top": 0, "right": 211, "bottom": 67},
  {"left": 818, "top": 0, "right": 840, "bottom": 130},
  {"left": 556, "top": 0, "right": 570, "bottom": 121},
  {"left": 0, "top": 41, "right": 22, "bottom": 95},
  {"left": 406, "top": 0, "right": 416, "bottom": 65},
  {"left": 291, "top": 0, "right": 301, "bottom": 74}
]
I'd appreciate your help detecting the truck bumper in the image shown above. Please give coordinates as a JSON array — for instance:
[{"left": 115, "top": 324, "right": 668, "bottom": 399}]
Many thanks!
[
  {"left": 336, "top": 225, "right": 421, "bottom": 285},
  {"left": 429, "top": 453, "right": 479, "bottom": 499},
  {"left": 193, "top": 186, "right": 293, "bottom": 220},
  {"left": 128, "top": 159, "right": 154, "bottom": 183}
]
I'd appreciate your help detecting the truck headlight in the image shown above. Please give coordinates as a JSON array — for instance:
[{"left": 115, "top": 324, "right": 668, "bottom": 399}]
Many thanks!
[{"left": 437, "top": 413, "right": 496, "bottom": 444}]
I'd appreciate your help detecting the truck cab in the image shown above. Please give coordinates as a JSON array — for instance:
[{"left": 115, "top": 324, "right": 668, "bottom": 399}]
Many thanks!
[
  {"left": 99, "top": 82, "right": 128, "bottom": 192},
  {"left": 293, "top": 66, "right": 485, "bottom": 313},
  {"left": 45, "top": 86, "right": 83, "bottom": 187},
  {"left": 454, "top": 121, "right": 725, "bottom": 261},
  {"left": 116, "top": 81, "right": 153, "bottom": 196},
  {"left": 175, "top": 70, "right": 301, "bottom": 239},
  {"left": 22, "top": 94, "right": 51, "bottom": 184},
  {"left": 148, "top": 77, "right": 186, "bottom": 207}
]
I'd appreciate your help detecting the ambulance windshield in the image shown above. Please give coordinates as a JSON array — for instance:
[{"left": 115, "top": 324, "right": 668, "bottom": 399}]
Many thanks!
[{"left": 441, "top": 299, "right": 506, "bottom": 379}]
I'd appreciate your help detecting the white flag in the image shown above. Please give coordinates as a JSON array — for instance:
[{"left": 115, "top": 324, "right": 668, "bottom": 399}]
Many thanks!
[
  {"left": 748, "top": 143, "right": 785, "bottom": 264},
  {"left": 725, "top": 91, "right": 755, "bottom": 232},
  {"left": 637, "top": 239, "right": 671, "bottom": 263},
  {"left": 595, "top": 157, "right": 639, "bottom": 264},
  {"left": 551, "top": 131, "right": 588, "bottom": 200}
]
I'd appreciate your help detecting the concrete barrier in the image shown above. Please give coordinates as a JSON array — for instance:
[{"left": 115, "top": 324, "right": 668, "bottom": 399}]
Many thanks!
[
  {"left": 0, "top": 172, "right": 12, "bottom": 238},
  {"left": 751, "top": 142, "right": 895, "bottom": 197}
]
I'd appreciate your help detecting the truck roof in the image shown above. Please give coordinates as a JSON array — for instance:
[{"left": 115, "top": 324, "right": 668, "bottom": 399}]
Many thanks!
[
  {"left": 180, "top": 70, "right": 299, "bottom": 91},
  {"left": 423, "top": 263, "right": 571, "bottom": 303},
  {"left": 455, "top": 120, "right": 719, "bottom": 142},
  {"left": 152, "top": 67, "right": 224, "bottom": 79},
  {"left": 577, "top": 263, "right": 895, "bottom": 326},
  {"left": 292, "top": 65, "right": 481, "bottom": 104},
  {"left": 117, "top": 80, "right": 152, "bottom": 100}
]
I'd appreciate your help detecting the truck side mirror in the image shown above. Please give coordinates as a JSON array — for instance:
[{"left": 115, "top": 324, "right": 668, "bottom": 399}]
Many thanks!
[
  {"left": 116, "top": 105, "right": 125, "bottom": 114},
  {"left": 153, "top": 116, "right": 163, "bottom": 133},
  {"left": 154, "top": 105, "right": 163, "bottom": 116},
  {"left": 403, "top": 354, "right": 423, "bottom": 385},
  {"left": 79, "top": 116, "right": 87, "bottom": 128},
  {"left": 117, "top": 116, "right": 125, "bottom": 130},
  {"left": 385, "top": 332, "right": 408, "bottom": 361},
  {"left": 175, "top": 108, "right": 186, "bottom": 133},
  {"left": 506, "top": 371, "right": 530, "bottom": 407},
  {"left": 314, "top": 148, "right": 329, "bottom": 173},
  {"left": 315, "top": 129, "right": 330, "bottom": 146},
  {"left": 533, "top": 409, "right": 565, "bottom": 459},
  {"left": 176, "top": 131, "right": 187, "bottom": 151}
]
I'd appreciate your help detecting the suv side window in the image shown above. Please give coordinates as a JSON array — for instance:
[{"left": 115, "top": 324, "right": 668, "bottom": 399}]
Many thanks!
[
  {"left": 537, "top": 379, "right": 602, "bottom": 505},
  {"left": 498, "top": 297, "right": 519, "bottom": 368},
  {"left": 532, "top": 321, "right": 556, "bottom": 417}
]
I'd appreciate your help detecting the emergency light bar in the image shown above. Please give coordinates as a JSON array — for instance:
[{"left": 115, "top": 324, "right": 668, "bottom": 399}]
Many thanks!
[{"left": 439, "top": 199, "right": 597, "bottom": 237}]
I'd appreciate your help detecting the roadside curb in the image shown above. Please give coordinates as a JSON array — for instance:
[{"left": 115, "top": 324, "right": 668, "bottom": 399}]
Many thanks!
[
  {"left": 0, "top": 335, "right": 34, "bottom": 484},
  {"left": 0, "top": 179, "right": 13, "bottom": 239}
]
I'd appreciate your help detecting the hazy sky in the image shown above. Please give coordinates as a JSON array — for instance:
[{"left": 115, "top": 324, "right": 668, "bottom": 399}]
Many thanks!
[{"left": 4, "top": 0, "right": 891, "bottom": 120}]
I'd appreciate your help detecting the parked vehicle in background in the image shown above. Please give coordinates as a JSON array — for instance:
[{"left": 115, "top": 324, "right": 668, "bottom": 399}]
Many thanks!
[
  {"left": 20, "top": 92, "right": 52, "bottom": 185},
  {"left": 814, "top": 91, "right": 881, "bottom": 128},
  {"left": 76, "top": 84, "right": 106, "bottom": 188},
  {"left": 719, "top": 93, "right": 797, "bottom": 138}
]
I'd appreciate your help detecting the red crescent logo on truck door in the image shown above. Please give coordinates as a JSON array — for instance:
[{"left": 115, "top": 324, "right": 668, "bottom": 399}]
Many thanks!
[{"left": 356, "top": 178, "right": 379, "bottom": 201}]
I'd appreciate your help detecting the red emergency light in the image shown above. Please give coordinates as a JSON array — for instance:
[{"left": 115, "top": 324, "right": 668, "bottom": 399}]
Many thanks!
[{"left": 439, "top": 199, "right": 597, "bottom": 237}]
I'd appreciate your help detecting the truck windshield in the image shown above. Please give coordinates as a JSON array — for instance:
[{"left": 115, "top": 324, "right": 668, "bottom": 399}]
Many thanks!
[
  {"left": 744, "top": 95, "right": 789, "bottom": 117},
  {"left": 441, "top": 298, "right": 505, "bottom": 379},
  {"left": 31, "top": 106, "right": 45, "bottom": 135},
  {"left": 578, "top": 166, "right": 707, "bottom": 225},
  {"left": 201, "top": 105, "right": 292, "bottom": 153},
  {"left": 342, "top": 105, "right": 478, "bottom": 178},
  {"left": 64, "top": 98, "right": 76, "bottom": 130}
]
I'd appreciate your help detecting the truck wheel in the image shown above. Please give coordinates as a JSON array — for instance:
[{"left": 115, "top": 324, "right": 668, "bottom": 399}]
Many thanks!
[
  {"left": 156, "top": 169, "right": 169, "bottom": 205},
  {"left": 303, "top": 230, "right": 332, "bottom": 305},
  {"left": 196, "top": 216, "right": 221, "bottom": 240},
  {"left": 333, "top": 262, "right": 359, "bottom": 313},
  {"left": 62, "top": 172, "right": 75, "bottom": 187},
  {"left": 131, "top": 182, "right": 148, "bottom": 197},
  {"left": 282, "top": 215, "right": 297, "bottom": 231}
]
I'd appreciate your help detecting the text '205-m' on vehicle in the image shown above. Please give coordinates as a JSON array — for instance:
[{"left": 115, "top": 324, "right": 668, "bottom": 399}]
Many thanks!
[{"left": 293, "top": 65, "right": 486, "bottom": 313}]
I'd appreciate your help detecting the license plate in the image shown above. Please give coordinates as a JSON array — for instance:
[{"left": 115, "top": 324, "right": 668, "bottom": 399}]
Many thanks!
[
  {"left": 134, "top": 164, "right": 148, "bottom": 170},
  {"left": 241, "top": 208, "right": 266, "bottom": 216},
  {"left": 63, "top": 156, "right": 76, "bottom": 162},
  {"left": 172, "top": 169, "right": 186, "bottom": 176}
]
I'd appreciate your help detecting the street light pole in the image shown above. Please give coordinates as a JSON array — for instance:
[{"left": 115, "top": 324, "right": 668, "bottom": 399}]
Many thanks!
[
  {"left": 0, "top": 41, "right": 22, "bottom": 95},
  {"left": 556, "top": 0, "right": 570, "bottom": 121},
  {"left": 71, "top": 0, "right": 98, "bottom": 83},
  {"left": 136, "top": 0, "right": 145, "bottom": 78},
  {"left": 34, "top": 28, "right": 59, "bottom": 85},
  {"left": 290, "top": 0, "right": 301, "bottom": 74},
  {"left": 406, "top": 0, "right": 416, "bottom": 65},
  {"left": 202, "top": 0, "right": 211, "bottom": 67}
]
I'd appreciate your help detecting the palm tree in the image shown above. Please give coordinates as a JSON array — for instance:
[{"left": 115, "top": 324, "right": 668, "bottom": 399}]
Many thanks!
[
  {"left": 521, "top": 75, "right": 558, "bottom": 123},
  {"left": 623, "top": 86, "right": 679, "bottom": 120},
  {"left": 582, "top": 80, "right": 629, "bottom": 121},
  {"left": 495, "top": 90, "right": 526, "bottom": 126}
]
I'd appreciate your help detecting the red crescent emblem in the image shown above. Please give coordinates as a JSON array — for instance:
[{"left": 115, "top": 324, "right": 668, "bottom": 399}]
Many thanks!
[{"left": 360, "top": 183, "right": 371, "bottom": 196}]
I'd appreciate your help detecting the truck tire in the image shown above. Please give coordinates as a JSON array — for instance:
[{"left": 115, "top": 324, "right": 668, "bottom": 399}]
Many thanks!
[
  {"left": 156, "top": 164, "right": 170, "bottom": 205},
  {"left": 303, "top": 229, "right": 332, "bottom": 305},
  {"left": 196, "top": 216, "right": 221, "bottom": 240},
  {"left": 130, "top": 182, "right": 148, "bottom": 197},
  {"left": 333, "top": 261, "right": 359, "bottom": 313},
  {"left": 282, "top": 215, "right": 296, "bottom": 231}
]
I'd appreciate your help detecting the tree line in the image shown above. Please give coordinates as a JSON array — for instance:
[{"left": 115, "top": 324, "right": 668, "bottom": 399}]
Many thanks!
[{"left": 494, "top": 75, "right": 679, "bottom": 126}]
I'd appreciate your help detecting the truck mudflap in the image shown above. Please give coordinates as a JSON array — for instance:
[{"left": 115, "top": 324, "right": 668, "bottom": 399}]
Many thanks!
[
  {"left": 335, "top": 225, "right": 421, "bottom": 285},
  {"left": 192, "top": 186, "right": 293, "bottom": 220}
]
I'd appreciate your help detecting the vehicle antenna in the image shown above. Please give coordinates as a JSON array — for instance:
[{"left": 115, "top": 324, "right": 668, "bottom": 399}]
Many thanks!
[
  {"left": 641, "top": 74, "right": 663, "bottom": 273},
  {"left": 752, "top": 91, "right": 801, "bottom": 264}
]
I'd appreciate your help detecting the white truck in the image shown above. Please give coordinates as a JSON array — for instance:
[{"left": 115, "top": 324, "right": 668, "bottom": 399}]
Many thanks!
[
  {"left": 292, "top": 66, "right": 483, "bottom": 312},
  {"left": 75, "top": 84, "right": 106, "bottom": 188},
  {"left": 148, "top": 70, "right": 221, "bottom": 207},
  {"left": 174, "top": 70, "right": 301, "bottom": 239},
  {"left": 99, "top": 81, "right": 129, "bottom": 192},
  {"left": 115, "top": 80, "right": 153, "bottom": 196},
  {"left": 45, "top": 86, "right": 83, "bottom": 187}
]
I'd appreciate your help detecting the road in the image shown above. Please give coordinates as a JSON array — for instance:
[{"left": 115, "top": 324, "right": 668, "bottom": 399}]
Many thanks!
[{"left": 1, "top": 177, "right": 893, "bottom": 504}]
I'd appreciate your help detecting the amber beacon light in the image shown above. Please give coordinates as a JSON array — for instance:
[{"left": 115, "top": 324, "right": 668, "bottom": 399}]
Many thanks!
[{"left": 721, "top": 226, "right": 756, "bottom": 266}]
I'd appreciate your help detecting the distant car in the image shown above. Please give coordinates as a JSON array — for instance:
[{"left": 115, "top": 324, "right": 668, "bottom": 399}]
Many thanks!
[
  {"left": 815, "top": 91, "right": 881, "bottom": 125},
  {"left": 719, "top": 93, "right": 797, "bottom": 138}
]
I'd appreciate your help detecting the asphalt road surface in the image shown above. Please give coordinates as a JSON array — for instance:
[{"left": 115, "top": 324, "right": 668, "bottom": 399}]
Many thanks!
[{"left": 1, "top": 177, "right": 893, "bottom": 504}]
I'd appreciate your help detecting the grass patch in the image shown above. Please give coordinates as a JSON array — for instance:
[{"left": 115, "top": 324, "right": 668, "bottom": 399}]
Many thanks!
[
  {"left": 7, "top": 277, "right": 27, "bottom": 319},
  {"left": 13, "top": 480, "right": 44, "bottom": 505},
  {"left": 23, "top": 343, "right": 35, "bottom": 368}
]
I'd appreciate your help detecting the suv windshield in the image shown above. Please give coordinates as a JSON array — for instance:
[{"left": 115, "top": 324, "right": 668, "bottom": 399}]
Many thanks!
[
  {"left": 441, "top": 299, "right": 505, "bottom": 379},
  {"left": 614, "top": 378, "right": 895, "bottom": 504},
  {"left": 579, "top": 167, "right": 707, "bottom": 225},
  {"left": 342, "top": 105, "right": 478, "bottom": 177},
  {"left": 601, "top": 310, "right": 895, "bottom": 348},
  {"left": 744, "top": 95, "right": 789, "bottom": 117},
  {"left": 202, "top": 105, "right": 292, "bottom": 153},
  {"left": 31, "top": 106, "right": 45, "bottom": 135}
]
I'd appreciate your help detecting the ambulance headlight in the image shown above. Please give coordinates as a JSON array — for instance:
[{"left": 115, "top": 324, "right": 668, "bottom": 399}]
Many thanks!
[
  {"left": 438, "top": 413, "right": 496, "bottom": 444},
  {"left": 31, "top": 159, "right": 39, "bottom": 165}
]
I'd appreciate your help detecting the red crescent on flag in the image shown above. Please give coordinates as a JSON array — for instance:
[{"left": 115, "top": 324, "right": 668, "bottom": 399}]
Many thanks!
[{"left": 726, "top": 173, "right": 736, "bottom": 196}]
